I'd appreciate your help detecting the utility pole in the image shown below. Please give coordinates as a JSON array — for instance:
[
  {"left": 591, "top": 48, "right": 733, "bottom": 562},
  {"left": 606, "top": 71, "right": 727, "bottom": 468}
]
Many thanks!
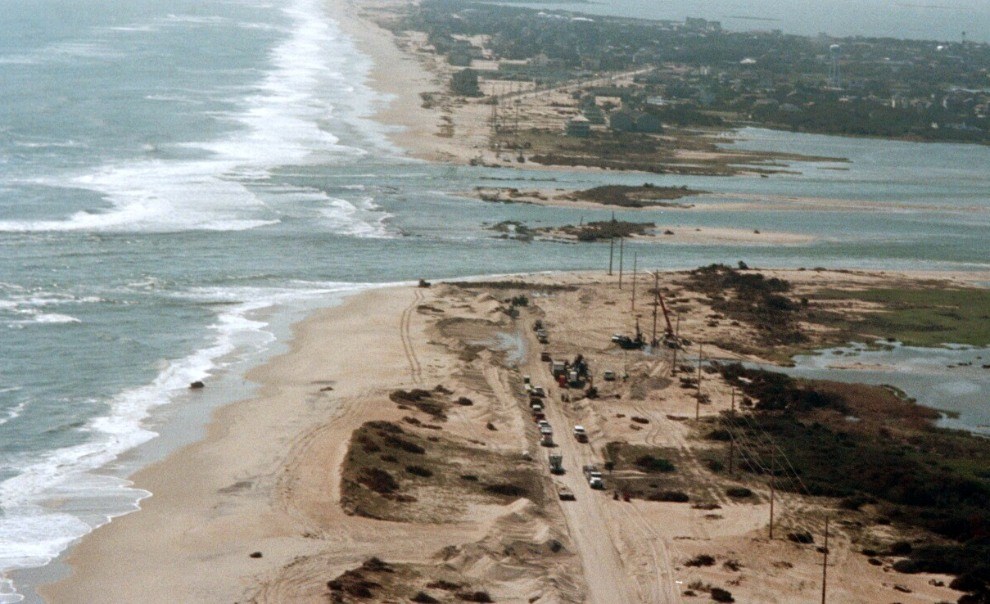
[
  {"left": 608, "top": 237, "right": 614, "bottom": 275},
  {"left": 631, "top": 253, "right": 637, "bottom": 311},
  {"left": 769, "top": 448, "right": 776, "bottom": 540},
  {"left": 651, "top": 271, "right": 659, "bottom": 348},
  {"left": 822, "top": 515, "right": 830, "bottom": 604},
  {"left": 728, "top": 388, "right": 736, "bottom": 475},
  {"left": 695, "top": 344, "right": 703, "bottom": 420},
  {"left": 618, "top": 238, "right": 624, "bottom": 289}
]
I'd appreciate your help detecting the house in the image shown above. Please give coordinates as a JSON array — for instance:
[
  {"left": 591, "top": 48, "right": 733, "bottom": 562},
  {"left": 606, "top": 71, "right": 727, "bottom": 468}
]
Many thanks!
[{"left": 565, "top": 116, "right": 591, "bottom": 137}]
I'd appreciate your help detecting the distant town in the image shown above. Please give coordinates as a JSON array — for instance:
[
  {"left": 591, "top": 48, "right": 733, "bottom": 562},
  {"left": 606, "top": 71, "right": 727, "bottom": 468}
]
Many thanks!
[{"left": 390, "top": 0, "right": 989, "bottom": 151}]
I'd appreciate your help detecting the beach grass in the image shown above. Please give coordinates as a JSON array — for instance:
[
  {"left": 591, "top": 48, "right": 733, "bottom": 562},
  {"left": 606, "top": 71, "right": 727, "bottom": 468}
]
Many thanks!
[{"left": 817, "top": 287, "right": 990, "bottom": 347}]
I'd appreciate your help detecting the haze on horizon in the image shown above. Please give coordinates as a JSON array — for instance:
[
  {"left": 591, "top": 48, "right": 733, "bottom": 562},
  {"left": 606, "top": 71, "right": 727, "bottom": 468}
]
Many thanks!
[{"left": 524, "top": 0, "right": 990, "bottom": 43}]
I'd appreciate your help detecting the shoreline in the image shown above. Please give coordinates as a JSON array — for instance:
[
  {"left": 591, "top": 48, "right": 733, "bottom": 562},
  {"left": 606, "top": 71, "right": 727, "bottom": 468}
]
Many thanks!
[
  {"left": 28, "top": 0, "right": 990, "bottom": 599},
  {"left": 41, "top": 285, "right": 429, "bottom": 603},
  {"left": 40, "top": 268, "right": 986, "bottom": 602}
]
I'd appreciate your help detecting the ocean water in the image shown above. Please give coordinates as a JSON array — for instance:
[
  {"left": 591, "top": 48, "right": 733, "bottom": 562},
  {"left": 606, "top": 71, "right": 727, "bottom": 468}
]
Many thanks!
[{"left": 1, "top": 0, "right": 990, "bottom": 601}]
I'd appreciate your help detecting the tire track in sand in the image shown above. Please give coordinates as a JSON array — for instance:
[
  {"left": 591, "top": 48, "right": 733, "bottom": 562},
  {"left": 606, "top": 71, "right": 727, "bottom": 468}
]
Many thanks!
[{"left": 399, "top": 288, "right": 424, "bottom": 385}]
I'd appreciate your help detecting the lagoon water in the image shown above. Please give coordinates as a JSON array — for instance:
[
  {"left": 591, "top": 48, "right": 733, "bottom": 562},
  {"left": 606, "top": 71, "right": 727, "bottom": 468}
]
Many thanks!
[
  {"left": 517, "top": 0, "right": 990, "bottom": 42},
  {"left": 1, "top": 0, "right": 990, "bottom": 600}
]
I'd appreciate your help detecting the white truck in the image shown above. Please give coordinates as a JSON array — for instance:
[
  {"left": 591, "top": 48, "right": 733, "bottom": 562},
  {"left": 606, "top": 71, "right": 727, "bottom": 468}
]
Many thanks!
[
  {"left": 582, "top": 464, "right": 605, "bottom": 489},
  {"left": 572, "top": 425, "right": 588, "bottom": 443}
]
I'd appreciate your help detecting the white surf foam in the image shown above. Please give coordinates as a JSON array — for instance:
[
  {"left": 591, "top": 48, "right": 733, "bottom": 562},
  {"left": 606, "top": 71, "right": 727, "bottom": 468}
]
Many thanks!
[
  {"left": 0, "top": 402, "right": 26, "bottom": 428},
  {"left": 0, "top": 0, "right": 385, "bottom": 236},
  {"left": 0, "top": 280, "right": 380, "bottom": 582}
]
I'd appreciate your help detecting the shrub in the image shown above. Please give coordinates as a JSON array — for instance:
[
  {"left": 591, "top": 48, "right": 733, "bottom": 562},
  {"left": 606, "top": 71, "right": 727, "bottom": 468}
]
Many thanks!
[
  {"left": 726, "top": 487, "right": 753, "bottom": 498},
  {"left": 710, "top": 587, "right": 735, "bottom": 603},
  {"left": 357, "top": 468, "right": 399, "bottom": 494},
  {"left": 383, "top": 435, "right": 426, "bottom": 454},
  {"left": 426, "top": 580, "right": 462, "bottom": 591},
  {"left": 484, "top": 483, "right": 527, "bottom": 497},
  {"left": 787, "top": 531, "right": 814, "bottom": 544},
  {"left": 888, "top": 541, "right": 913, "bottom": 556},
  {"left": 706, "top": 429, "right": 732, "bottom": 441},
  {"left": 457, "top": 591, "right": 494, "bottom": 602},
  {"left": 635, "top": 455, "right": 676, "bottom": 473},
  {"left": 685, "top": 554, "right": 716, "bottom": 567},
  {"left": 412, "top": 592, "right": 440, "bottom": 603},
  {"left": 406, "top": 465, "right": 433, "bottom": 478},
  {"left": 649, "top": 490, "right": 690, "bottom": 502}
]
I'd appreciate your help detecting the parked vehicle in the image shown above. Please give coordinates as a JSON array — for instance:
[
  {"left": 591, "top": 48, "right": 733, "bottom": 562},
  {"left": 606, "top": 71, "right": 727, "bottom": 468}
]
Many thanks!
[
  {"left": 602, "top": 370, "right": 616, "bottom": 381},
  {"left": 573, "top": 425, "right": 588, "bottom": 442},
  {"left": 549, "top": 454, "right": 564, "bottom": 475},
  {"left": 582, "top": 464, "right": 605, "bottom": 489},
  {"left": 557, "top": 485, "right": 576, "bottom": 501}
]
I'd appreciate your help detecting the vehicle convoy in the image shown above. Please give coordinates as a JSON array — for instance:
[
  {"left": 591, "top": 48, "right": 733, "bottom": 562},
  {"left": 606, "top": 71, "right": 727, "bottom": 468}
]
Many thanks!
[
  {"left": 583, "top": 464, "right": 605, "bottom": 489},
  {"left": 549, "top": 453, "right": 564, "bottom": 475}
]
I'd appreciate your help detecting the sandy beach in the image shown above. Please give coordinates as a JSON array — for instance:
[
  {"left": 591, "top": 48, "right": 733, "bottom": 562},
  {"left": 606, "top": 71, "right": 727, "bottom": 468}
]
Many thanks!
[{"left": 43, "top": 266, "right": 979, "bottom": 603}]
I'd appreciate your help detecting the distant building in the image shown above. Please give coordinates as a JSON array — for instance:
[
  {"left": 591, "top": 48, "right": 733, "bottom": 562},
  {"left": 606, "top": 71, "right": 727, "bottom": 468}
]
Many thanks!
[
  {"left": 608, "top": 110, "right": 635, "bottom": 132},
  {"left": 608, "top": 110, "right": 662, "bottom": 134},
  {"left": 684, "top": 17, "right": 722, "bottom": 32},
  {"left": 634, "top": 113, "right": 662, "bottom": 133},
  {"left": 565, "top": 116, "right": 591, "bottom": 137}
]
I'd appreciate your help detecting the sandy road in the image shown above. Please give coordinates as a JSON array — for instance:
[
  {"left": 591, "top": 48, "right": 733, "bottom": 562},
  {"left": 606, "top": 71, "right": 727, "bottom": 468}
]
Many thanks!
[{"left": 518, "top": 325, "right": 648, "bottom": 604}]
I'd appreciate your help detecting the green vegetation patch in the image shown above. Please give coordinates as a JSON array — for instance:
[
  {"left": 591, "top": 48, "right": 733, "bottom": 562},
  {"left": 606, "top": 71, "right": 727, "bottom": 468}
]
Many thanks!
[
  {"left": 569, "top": 184, "right": 704, "bottom": 208},
  {"left": 711, "top": 365, "right": 990, "bottom": 597},
  {"left": 552, "top": 219, "right": 655, "bottom": 242},
  {"left": 684, "top": 264, "right": 807, "bottom": 346},
  {"left": 341, "top": 421, "right": 544, "bottom": 522},
  {"left": 814, "top": 287, "right": 990, "bottom": 347},
  {"left": 604, "top": 442, "right": 698, "bottom": 502},
  {"left": 325, "top": 557, "right": 494, "bottom": 604}
]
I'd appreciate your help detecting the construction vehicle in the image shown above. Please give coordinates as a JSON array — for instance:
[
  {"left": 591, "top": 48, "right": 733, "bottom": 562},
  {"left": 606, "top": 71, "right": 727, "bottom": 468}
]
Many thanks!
[
  {"left": 549, "top": 454, "right": 564, "bottom": 475},
  {"left": 611, "top": 333, "right": 644, "bottom": 350},
  {"left": 582, "top": 464, "right": 605, "bottom": 489}
]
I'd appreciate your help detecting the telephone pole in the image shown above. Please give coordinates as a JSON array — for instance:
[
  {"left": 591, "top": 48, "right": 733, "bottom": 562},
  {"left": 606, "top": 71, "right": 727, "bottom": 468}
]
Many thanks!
[
  {"left": 631, "top": 253, "right": 637, "bottom": 311},
  {"left": 728, "top": 388, "right": 736, "bottom": 475},
  {"left": 650, "top": 271, "right": 659, "bottom": 348},
  {"left": 695, "top": 344, "right": 703, "bottom": 420},
  {"left": 618, "top": 238, "right": 624, "bottom": 289},
  {"left": 769, "top": 448, "right": 776, "bottom": 540},
  {"left": 822, "top": 515, "right": 830, "bottom": 604},
  {"left": 608, "top": 237, "right": 614, "bottom": 275}
]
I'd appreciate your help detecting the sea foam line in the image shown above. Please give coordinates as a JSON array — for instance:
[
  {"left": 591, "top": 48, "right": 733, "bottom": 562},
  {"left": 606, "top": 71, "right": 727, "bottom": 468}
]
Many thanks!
[
  {"left": 0, "top": 0, "right": 386, "bottom": 236},
  {"left": 0, "top": 280, "right": 384, "bottom": 590}
]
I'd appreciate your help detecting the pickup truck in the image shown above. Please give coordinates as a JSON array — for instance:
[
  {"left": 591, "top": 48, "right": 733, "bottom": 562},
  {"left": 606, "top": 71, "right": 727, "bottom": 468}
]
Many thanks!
[
  {"left": 582, "top": 464, "right": 605, "bottom": 489},
  {"left": 557, "top": 485, "right": 576, "bottom": 501},
  {"left": 572, "top": 425, "right": 588, "bottom": 443}
]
